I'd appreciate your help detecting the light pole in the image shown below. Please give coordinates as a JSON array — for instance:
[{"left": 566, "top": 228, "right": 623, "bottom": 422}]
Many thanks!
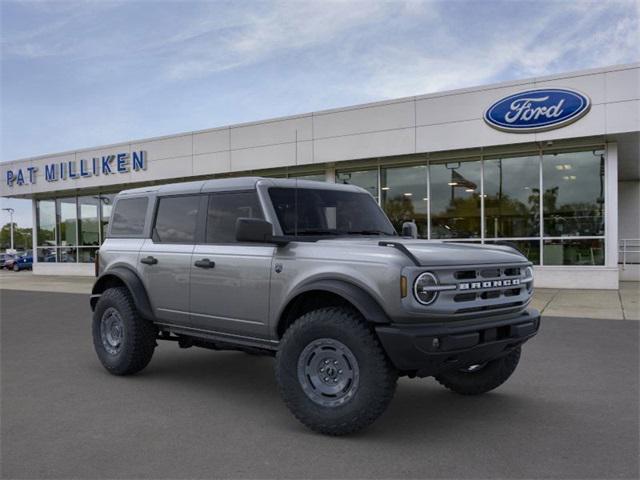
[
  {"left": 3, "top": 208, "right": 15, "bottom": 250},
  {"left": 2, "top": 207, "right": 15, "bottom": 251}
]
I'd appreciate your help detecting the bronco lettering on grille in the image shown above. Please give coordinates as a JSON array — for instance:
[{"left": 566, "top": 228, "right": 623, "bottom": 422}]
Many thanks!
[{"left": 458, "top": 279, "right": 520, "bottom": 290}]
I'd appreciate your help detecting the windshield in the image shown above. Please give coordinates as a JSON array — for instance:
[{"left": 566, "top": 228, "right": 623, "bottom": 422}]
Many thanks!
[{"left": 269, "top": 187, "right": 397, "bottom": 237}]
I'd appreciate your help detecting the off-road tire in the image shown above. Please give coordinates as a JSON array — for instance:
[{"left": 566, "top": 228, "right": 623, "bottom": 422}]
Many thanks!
[
  {"left": 435, "top": 347, "right": 521, "bottom": 395},
  {"left": 276, "top": 307, "right": 398, "bottom": 436},
  {"left": 92, "top": 287, "right": 157, "bottom": 375}
]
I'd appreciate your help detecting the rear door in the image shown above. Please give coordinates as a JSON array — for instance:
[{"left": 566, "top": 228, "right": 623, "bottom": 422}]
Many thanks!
[
  {"left": 139, "top": 194, "right": 202, "bottom": 325},
  {"left": 189, "top": 190, "right": 274, "bottom": 338}
]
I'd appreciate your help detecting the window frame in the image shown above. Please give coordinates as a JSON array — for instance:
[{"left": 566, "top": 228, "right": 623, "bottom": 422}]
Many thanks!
[
  {"left": 150, "top": 193, "right": 205, "bottom": 245},
  {"left": 203, "top": 189, "right": 265, "bottom": 245},
  {"left": 107, "top": 196, "right": 150, "bottom": 239}
]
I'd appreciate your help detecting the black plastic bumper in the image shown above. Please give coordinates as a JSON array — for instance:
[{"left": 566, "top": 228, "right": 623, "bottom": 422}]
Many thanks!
[{"left": 375, "top": 308, "right": 540, "bottom": 377}]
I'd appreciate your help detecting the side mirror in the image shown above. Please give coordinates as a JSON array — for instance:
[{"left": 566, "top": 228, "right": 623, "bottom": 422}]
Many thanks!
[{"left": 235, "top": 218, "right": 289, "bottom": 245}]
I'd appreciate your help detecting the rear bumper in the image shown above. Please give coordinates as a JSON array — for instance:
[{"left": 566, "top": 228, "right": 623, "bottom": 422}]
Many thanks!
[{"left": 375, "top": 308, "right": 540, "bottom": 377}]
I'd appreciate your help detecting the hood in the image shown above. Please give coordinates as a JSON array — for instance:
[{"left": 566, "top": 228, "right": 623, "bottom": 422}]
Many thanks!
[{"left": 315, "top": 237, "right": 528, "bottom": 266}]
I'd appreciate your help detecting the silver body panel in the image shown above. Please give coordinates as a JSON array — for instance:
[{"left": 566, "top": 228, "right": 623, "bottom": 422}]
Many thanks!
[{"left": 99, "top": 177, "right": 534, "bottom": 343}]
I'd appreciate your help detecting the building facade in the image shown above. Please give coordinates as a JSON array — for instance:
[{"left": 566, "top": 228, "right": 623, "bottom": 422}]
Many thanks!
[{"left": 2, "top": 63, "right": 639, "bottom": 288}]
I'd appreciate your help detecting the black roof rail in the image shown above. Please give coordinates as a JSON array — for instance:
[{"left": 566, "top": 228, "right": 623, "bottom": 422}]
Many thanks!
[{"left": 378, "top": 241, "right": 421, "bottom": 266}]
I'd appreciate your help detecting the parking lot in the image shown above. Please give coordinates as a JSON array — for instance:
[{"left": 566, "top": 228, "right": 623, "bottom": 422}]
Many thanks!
[{"left": 1, "top": 288, "right": 639, "bottom": 479}]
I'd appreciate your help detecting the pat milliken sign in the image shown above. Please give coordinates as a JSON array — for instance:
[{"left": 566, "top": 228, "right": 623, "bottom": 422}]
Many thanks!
[
  {"left": 4, "top": 151, "right": 147, "bottom": 187},
  {"left": 484, "top": 88, "right": 591, "bottom": 133}
]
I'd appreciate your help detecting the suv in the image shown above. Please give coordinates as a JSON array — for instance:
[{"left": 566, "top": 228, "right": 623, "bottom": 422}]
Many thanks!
[{"left": 91, "top": 177, "right": 540, "bottom": 435}]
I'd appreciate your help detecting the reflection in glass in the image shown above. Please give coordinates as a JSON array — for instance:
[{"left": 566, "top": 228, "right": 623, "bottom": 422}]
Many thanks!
[
  {"left": 78, "top": 196, "right": 100, "bottom": 246},
  {"left": 430, "top": 160, "right": 481, "bottom": 238},
  {"left": 484, "top": 156, "right": 540, "bottom": 238},
  {"left": 381, "top": 165, "right": 428, "bottom": 237},
  {"left": 336, "top": 169, "right": 379, "bottom": 200},
  {"left": 485, "top": 240, "right": 540, "bottom": 265},
  {"left": 37, "top": 247, "right": 57, "bottom": 263},
  {"left": 543, "top": 238, "right": 604, "bottom": 265},
  {"left": 57, "top": 198, "right": 77, "bottom": 246},
  {"left": 59, "top": 246, "right": 77, "bottom": 263},
  {"left": 78, "top": 247, "right": 99, "bottom": 263},
  {"left": 37, "top": 200, "right": 56, "bottom": 246},
  {"left": 542, "top": 150, "right": 605, "bottom": 237}
]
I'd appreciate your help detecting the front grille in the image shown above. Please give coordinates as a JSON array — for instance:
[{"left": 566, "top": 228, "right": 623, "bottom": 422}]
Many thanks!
[{"left": 416, "top": 262, "right": 533, "bottom": 317}]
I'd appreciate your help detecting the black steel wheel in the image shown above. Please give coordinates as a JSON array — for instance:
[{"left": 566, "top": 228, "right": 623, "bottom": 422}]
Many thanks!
[
  {"left": 92, "top": 287, "right": 157, "bottom": 375},
  {"left": 276, "top": 307, "right": 397, "bottom": 436}
]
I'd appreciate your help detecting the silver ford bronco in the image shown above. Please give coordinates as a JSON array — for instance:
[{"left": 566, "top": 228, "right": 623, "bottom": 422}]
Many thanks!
[{"left": 91, "top": 177, "right": 540, "bottom": 435}]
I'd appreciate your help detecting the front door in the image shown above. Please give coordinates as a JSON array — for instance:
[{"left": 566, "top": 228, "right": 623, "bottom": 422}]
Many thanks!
[
  {"left": 189, "top": 191, "right": 274, "bottom": 338},
  {"left": 139, "top": 194, "right": 201, "bottom": 325}
]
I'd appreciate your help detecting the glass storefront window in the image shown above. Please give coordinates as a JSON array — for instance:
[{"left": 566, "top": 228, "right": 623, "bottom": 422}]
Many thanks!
[
  {"left": 430, "top": 160, "right": 481, "bottom": 239},
  {"left": 36, "top": 200, "right": 56, "bottom": 246},
  {"left": 78, "top": 247, "right": 98, "bottom": 263},
  {"left": 543, "top": 238, "right": 604, "bottom": 265},
  {"left": 36, "top": 247, "right": 57, "bottom": 263},
  {"left": 336, "top": 169, "right": 379, "bottom": 201},
  {"left": 542, "top": 150, "right": 605, "bottom": 237},
  {"left": 485, "top": 239, "right": 540, "bottom": 265},
  {"left": 290, "top": 173, "right": 326, "bottom": 182},
  {"left": 78, "top": 196, "right": 100, "bottom": 246},
  {"left": 57, "top": 198, "right": 77, "bottom": 246},
  {"left": 381, "top": 165, "right": 428, "bottom": 237},
  {"left": 484, "top": 155, "right": 540, "bottom": 238}
]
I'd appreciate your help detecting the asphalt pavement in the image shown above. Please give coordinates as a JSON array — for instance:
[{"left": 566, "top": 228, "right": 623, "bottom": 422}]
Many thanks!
[{"left": 1, "top": 289, "right": 638, "bottom": 479}]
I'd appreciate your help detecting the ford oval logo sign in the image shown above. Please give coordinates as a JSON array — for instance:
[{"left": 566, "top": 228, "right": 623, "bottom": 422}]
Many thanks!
[{"left": 484, "top": 88, "right": 591, "bottom": 133}]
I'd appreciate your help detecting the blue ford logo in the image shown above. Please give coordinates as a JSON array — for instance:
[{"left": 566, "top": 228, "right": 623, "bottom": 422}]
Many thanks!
[{"left": 484, "top": 88, "right": 591, "bottom": 133}]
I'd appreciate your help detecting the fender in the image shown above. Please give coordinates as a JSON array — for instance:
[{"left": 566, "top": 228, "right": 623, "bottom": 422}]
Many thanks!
[
  {"left": 90, "top": 265, "right": 155, "bottom": 320},
  {"left": 281, "top": 278, "right": 391, "bottom": 325}
]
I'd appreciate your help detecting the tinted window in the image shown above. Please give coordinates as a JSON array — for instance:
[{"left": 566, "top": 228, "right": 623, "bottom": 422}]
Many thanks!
[
  {"left": 269, "top": 187, "right": 396, "bottom": 237},
  {"left": 154, "top": 195, "right": 200, "bottom": 243},
  {"left": 109, "top": 197, "right": 148, "bottom": 236},
  {"left": 206, "top": 192, "right": 263, "bottom": 243}
]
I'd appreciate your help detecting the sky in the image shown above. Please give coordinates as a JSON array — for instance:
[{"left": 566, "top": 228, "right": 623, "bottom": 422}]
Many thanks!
[{"left": 1, "top": 0, "right": 639, "bottom": 228}]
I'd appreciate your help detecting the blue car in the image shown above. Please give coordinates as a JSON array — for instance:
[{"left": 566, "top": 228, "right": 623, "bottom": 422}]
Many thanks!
[{"left": 13, "top": 252, "right": 33, "bottom": 271}]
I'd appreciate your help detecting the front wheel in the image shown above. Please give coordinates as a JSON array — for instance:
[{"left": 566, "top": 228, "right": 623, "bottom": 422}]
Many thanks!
[
  {"left": 275, "top": 307, "right": 398, "bottom": 436},
  {"left": 435, "top": 347, "right": 521, "bottom": 395},
  {"left": 12, "top": 263, "right": 19, "bottom": 272},
  {"left": 92, "top": 287, "right": 157, "bottom": 375}
]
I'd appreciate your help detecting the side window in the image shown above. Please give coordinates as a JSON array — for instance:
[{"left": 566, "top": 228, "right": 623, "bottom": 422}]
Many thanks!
[
  {"left": 109, "top": 197, "right": 148, "bottom": 236},
  {"left": 206, "top": 191, "right": 263, "bottom": 243},
  {"left": 153, "top": 195, "right": 200, "bottom": 244}
]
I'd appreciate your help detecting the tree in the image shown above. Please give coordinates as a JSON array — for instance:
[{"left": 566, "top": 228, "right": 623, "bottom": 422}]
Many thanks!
[{"left": 0, "top": 223, "right": 32, "bottom": 251}]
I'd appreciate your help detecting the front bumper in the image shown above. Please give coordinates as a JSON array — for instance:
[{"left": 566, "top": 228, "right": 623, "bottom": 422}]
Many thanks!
[{"left": 375, "top": 308, "right": 540, "bottom": 377}]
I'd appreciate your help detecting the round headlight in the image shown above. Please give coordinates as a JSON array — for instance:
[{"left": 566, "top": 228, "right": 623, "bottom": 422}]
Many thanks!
[{"left": 414, "top": 272, "right": 439, "bottom": 305}]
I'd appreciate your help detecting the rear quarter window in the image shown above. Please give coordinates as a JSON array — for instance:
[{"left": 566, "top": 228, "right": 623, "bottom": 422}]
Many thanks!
[{"left": 109, "top": 197, "right": 149, "bottom": 237}]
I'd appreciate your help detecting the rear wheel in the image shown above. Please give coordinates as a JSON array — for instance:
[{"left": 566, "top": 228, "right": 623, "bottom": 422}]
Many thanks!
[
  {"left": 435, "top": 348, "right": 521, "bottom": 395},
  {"left": 92, "top": 287, "right": 157, "bottom": 375},
  {"left": 275, "top": 307, "right": 398, "bottom": 436}
]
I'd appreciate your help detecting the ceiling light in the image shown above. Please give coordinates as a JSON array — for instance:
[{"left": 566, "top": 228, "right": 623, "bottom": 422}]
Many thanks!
[
  {"left": 555, "top": 165, "right": 564, "bottom": 170},
  {"left": 403, "top": 192, "right": 413, "bottom": 196},
  {"left": 447, "top": 182, "right": 458, "bottom": 186},
  {"left": 563, "top": 176, "right": 569, "bottom": 180},
  {"left": 465, "top": 188, "right": 475, "bottom": 192},
  {"left": 564, "top": 164, "right": 572, "bottom": 169},
  {"left": 422, "top": 197, "right": 429, "bottom": 201},
  {"left": 381, "top": 187, "right": 390, "bottom": 191}
]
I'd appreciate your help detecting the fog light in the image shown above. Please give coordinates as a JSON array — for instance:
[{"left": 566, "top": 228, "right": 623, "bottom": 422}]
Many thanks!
[{"left": 432, "top": 338, "right": 440, "bottom": 349}]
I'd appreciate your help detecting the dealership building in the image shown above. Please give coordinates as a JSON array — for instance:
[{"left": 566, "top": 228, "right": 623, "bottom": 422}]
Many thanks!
[{"left": 1, "top": 63, "right": 638, "bottom": 289}]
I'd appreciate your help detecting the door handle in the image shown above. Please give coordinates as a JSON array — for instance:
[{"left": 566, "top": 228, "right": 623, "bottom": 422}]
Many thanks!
[
  {"left": 140, "top": 256, "right": 158, "bottom": 265},
  {"left": 194, "top": 258, "right": 215, "bottom": 269}
]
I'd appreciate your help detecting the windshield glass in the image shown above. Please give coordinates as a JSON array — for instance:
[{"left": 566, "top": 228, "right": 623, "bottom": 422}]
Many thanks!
[{"left": 269, "top": 187, "right": 397, "bottom": 237}]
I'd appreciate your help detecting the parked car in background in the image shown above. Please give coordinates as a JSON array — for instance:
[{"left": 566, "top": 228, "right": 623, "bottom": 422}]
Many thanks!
[
  {"left": 2, "top": 253, "right": 17, "bottom": 270},
  {"left": 12, "top": 251, "right": 33, "bottom": 271}
]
